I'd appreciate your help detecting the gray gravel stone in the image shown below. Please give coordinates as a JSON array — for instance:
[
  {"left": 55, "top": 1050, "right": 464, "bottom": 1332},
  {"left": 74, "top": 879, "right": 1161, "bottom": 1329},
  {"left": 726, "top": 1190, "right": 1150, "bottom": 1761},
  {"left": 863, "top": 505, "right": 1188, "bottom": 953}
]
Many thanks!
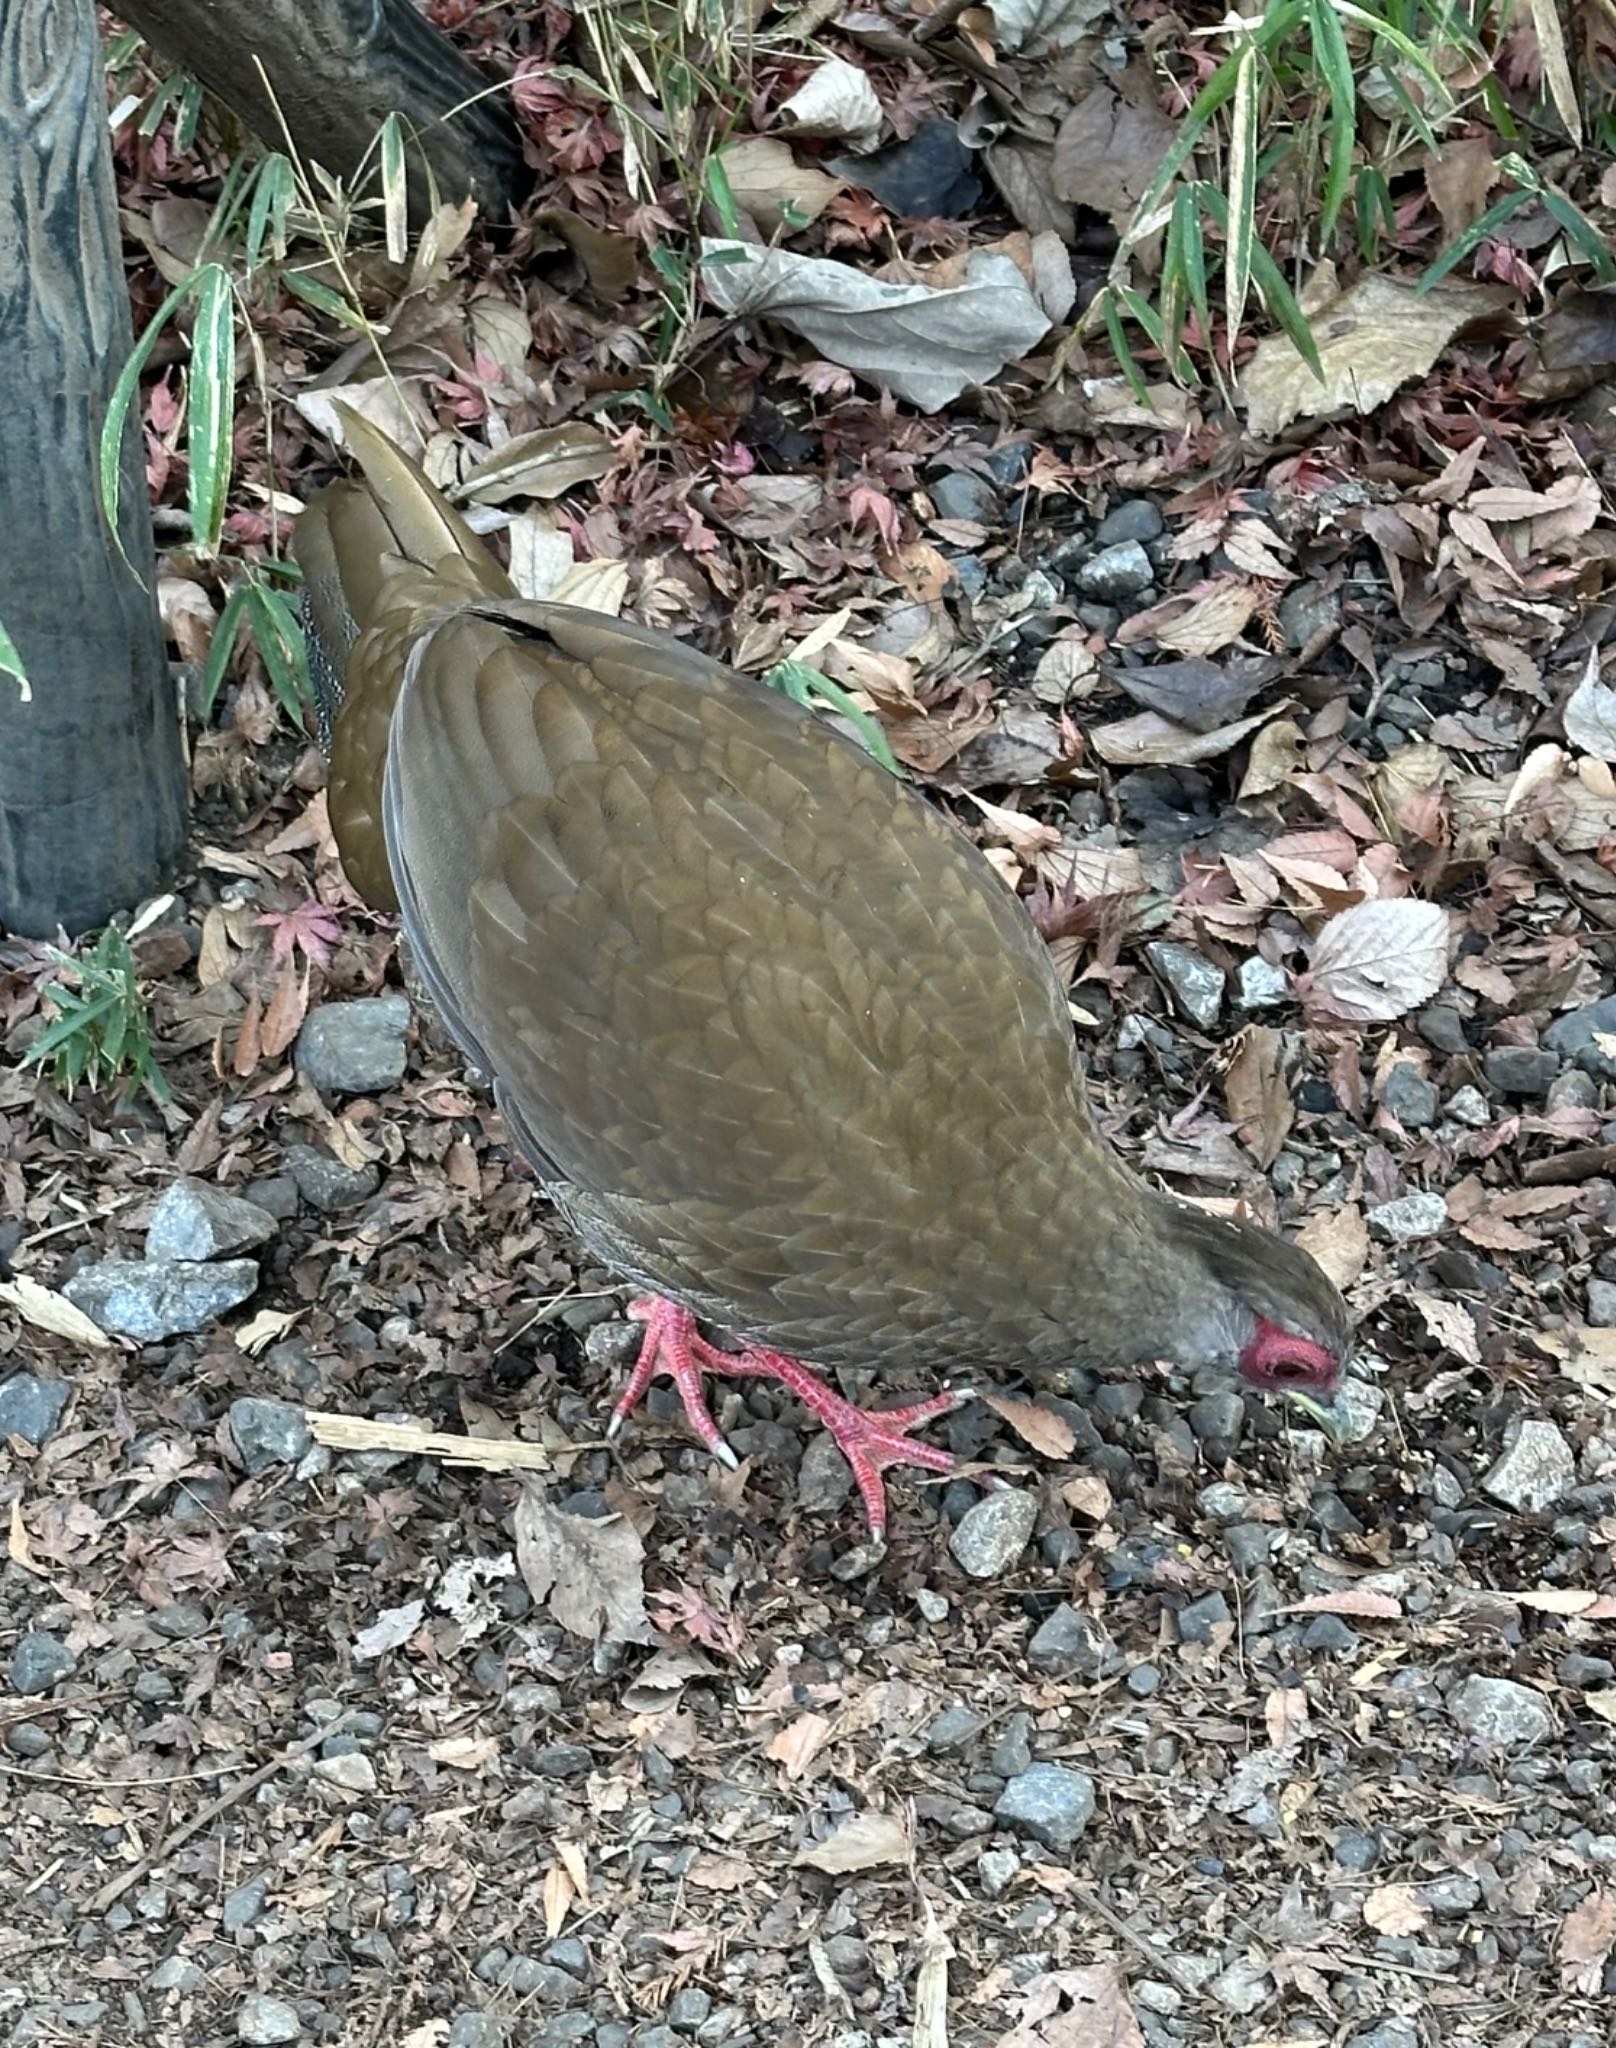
[
  {"left": 1483, "top": 1420, "right": 1576, "bottom": 1513},
  {"left": 1544, "top": 996, "right": 1616, "bottom": 1080},
  {"left": 0, "top": 1372, "right": 70, "bottom": 1446},
  {"left": 926, "top": 1703, "right": 987, "bottom": 1753},
  {"left": 1095, "top": 499, "right": 1163, "bottom": 546},
  {"left": 146, "top": 1177, "right": 279, "bottom": 1261},
  {"left": 1146, "top": 941, "right": 1225, "bottom": 1030},
  {"left": 1188, "top": 1389, "right": 1245, "bottom": 1445},
  {"left": 223, "top": 1874, "right": 269, "bottom": 1932},
  {"left": 64, "top": 1257, "right": 258, "bottom": 1341},
  {"left": 993, "top": 1763, "right": 1096, "bottom": 1850},
  {"left": 283, "top": 1144, "right": 380, "bottom": 1213},
  {"left": 930, "top": 471, "right": 998, "bottom": 524},
  {"left": 1278, "top": 582, "right": 1340, "bottom": 649},
  {"left": 1587, "top": 1280, "right": 1616, "bottom": 1327},
  {"left": 448, "top": 2019, "right": 507, "bottom": 2048},
  {"left": 1444, "top": 1085, "right": 1491, "bottom": 1127},
  {"left": 1367, "top": 1193, "right": 1448, "bottom": 1243},
  {"left": 1176, "top": 1591, "right": 1233, "bottom": 1644},
  {"left": 314, "top": 1751, "right": 377, "bottom": 1792},
  {"left": 229, "top": 1397, "right": 313, "bottom": 1475},
  {"left": 949, "top": 1489, "right": 1038, "bottom": 1578},
  {"left": 11, "top": 1631, "right": 76, "bottom": 1695},
  {"left": 1075, "top": 539, "right": 1153, "bottom": 600},
  {"left": 1483, "top": 1046, "right": 1560, "bottom": 1097},
  {"left": 1381, "top": 1063, "right": 1439, "bottom": 1128},
  {"left": 237, "top": 1994, "right": 301, "bottom": 2044},
  {"left": 1027, "top": 1604, "right": 1121, "bottom": 1679},
  {"left": 1236, "top": 956, "right": 1289, "bottom": 1009},
  {"left": 295, "top": 995, "right": 410, "bottom": 1095},
  {"left": 1447, "top": 1674, "right": 1554, "bottom": 1747},
  {"left": 1208, "top": 1958, "right": 1269, "bottom": 2014}
]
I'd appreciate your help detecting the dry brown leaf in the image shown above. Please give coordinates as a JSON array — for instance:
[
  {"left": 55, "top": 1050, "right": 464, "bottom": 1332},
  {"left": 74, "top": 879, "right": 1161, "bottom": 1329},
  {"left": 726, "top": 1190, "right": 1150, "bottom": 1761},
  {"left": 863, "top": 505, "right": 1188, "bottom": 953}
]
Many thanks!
[
  {"left": 427, "top": 1734, "right": 498, "bottom": 1771},
  {"left": 1289, "top": 1587, "right": 1402, "bottom": 1619},
  {"left": 1264, "top": 1685, "right": 1310, "bottom": 1751},
  {"left": 1224, "top": 1026, "right": 1295, "bottom": 1169},
  {"left": 1061, "top": 1472, "right": 1113, "bottom": 1521},
  {"left": 1562, "top": 646, "right": 1616, "bottom": 762},
  {"left": 1294, "top": 1204, "right": 1369, "bottom": 1290},
  {"left": 1364, "top": 1883, "right": 1429, "bottom": 1936},
  {"left": 513, "top": 1482, "right": 651, "bottom": 1645},
  {"left": 1558, "top": 1889, "right": 1615, "bottom": 1993},
  {"left": 684, "top": 1853, "right": 755, "bottom": 1891},
  {"left": 994, "top": 1963, "right": 1145, "bottom": 2048},
  {"left": 542, "top": 1861, "right": 574, "bottom": 1940},
  {"left": 1088, "top": 705, "right": 1277, "bottom": 767},
  {"left": 1407, "top": 1291, "right": 1481, "bottom": 1366},
  {"left": 984, "top": 1392, "right": 1077, "bottom": 1460},
  {"left": 1240, "top": 268, "right": 1505, "bottom": 436},
  {"left": 766, "top": 1712, "right": 833, "bottom": 1780},
  {"left": 0, "top": 1275, "right": 112, "bottom": 1350},
  {"left": 796, "top": 1808, "right": 910, "bottom": 1873},
  {"left": 719, "top": 135, "right": 842, "bottom": 234}
]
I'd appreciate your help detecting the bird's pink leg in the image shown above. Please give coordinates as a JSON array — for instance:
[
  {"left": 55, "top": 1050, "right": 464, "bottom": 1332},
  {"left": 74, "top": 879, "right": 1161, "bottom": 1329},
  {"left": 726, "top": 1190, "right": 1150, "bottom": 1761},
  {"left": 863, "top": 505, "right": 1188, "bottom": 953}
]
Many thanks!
[{"left": 605, "top": 1296, "right": 965, "bottom": 1540}]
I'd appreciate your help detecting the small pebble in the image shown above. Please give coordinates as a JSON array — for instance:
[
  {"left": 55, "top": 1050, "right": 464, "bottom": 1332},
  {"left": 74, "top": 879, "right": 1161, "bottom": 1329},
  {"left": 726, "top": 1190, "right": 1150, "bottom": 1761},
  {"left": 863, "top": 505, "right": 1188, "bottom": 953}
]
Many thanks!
[{"left": 949, "top": 1489, "right": 1039, "bottom": 1578}]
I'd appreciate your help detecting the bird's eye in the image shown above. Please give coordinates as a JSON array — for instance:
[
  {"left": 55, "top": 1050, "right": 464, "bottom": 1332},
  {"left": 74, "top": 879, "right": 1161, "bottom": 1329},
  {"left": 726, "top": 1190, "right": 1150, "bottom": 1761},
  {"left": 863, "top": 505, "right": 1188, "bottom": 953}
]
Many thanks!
[{"left": 1268, "top": 1357, "right": 1314, "bottom": 1383}]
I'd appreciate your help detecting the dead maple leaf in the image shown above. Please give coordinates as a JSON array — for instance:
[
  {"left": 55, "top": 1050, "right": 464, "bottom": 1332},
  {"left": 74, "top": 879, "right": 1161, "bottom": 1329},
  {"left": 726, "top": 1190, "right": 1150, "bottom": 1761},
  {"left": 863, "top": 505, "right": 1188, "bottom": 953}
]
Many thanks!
[
  {"left": 985, "top": 1392, "right": 1077, "bottom": 1460},
  {"left": 1301, "top": 899, "right": 1451, "bottom": 1023},
  {"left": 513, "top": 1482, "right": 651, "bottom": 1645}
]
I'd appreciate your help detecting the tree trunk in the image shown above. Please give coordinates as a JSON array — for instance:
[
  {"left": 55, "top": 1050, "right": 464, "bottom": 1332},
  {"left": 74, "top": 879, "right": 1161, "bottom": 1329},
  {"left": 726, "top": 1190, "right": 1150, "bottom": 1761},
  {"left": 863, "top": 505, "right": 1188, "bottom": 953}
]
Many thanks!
[
  {"left": 116, "top": 0, "right": 524, "bottom": 226},
  {"left": 0, "top": 0, "right": 187, "bottom": 939}
]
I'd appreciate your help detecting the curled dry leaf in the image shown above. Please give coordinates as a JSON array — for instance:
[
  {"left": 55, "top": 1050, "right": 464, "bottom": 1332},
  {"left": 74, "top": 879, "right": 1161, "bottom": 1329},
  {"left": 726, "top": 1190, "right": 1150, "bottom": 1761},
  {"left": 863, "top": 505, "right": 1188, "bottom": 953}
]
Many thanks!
[
  {"left": 778, "top": 57, "right": 883, "bottom": 152},
  {"left": 1558, "top": 1889, "right": 1616, "bottom": 1993},
  {"left": 0, "top": 1275, "right": 112, "bottom": 1349},
  {"left": 700, "top": 240, "right": 1051, "bottom": 413},
  {"left": 984, "top": 1391, "right": 1078, "bottom": 1459},
  {"left": 513, "top": 1480, "right": 652, "bottom": 1645},
  {"left": 796, "top": 1808, "right": 910, "bottom": 1873},
  {"left": 1087, "top": 704, "right": 1278, "bottom": 768},
  {"left": 1301, "top": 899, "right": 1451, "bottom": 1022}
]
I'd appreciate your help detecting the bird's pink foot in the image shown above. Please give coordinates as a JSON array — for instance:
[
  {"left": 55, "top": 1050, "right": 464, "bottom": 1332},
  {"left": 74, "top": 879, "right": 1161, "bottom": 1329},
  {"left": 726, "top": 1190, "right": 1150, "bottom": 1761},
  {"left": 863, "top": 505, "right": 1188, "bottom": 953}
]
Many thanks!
[{"left": 605, "top": 1296, "right": 966, "bottom": 1540}]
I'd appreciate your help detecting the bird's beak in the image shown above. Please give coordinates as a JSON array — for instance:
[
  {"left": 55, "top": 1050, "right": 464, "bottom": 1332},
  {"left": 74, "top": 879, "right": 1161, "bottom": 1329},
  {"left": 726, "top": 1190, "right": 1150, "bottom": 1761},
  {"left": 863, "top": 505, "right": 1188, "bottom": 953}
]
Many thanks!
[{"left": 1284, "top": 1385, "right": 1344, "bottom": 1439}]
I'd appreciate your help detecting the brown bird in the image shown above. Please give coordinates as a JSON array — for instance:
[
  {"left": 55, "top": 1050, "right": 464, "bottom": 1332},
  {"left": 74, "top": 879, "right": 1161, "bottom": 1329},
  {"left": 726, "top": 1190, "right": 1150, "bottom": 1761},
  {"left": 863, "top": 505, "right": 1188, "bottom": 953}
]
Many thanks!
[{"left": 295, "top": 413, "right": 1351, "bottom": 1541}]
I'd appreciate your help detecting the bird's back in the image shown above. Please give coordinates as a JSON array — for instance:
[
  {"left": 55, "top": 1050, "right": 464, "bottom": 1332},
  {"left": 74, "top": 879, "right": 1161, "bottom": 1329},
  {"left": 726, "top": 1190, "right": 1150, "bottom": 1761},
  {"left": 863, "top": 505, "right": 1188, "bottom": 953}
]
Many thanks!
[{"left": 297, "top": 417, "right": 1122, "bottom": 1370}]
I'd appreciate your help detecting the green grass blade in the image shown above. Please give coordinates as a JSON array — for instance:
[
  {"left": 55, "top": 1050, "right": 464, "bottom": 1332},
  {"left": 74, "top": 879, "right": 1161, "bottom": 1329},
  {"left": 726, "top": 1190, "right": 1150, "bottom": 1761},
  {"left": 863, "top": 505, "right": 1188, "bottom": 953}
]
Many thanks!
[
  {"left": 1308, "top": 0, "right": 1357, "bottom": 242},
  {"left": 100, "top": 275, "right": 191, "bottom": 566},
  {"left": 186, "top": 263, "right": 236, "bottom": 554},
  {"left": 380, "top": 113, "right": 409, "bottom": 264},
  {"left": 1224, "top": 43, "right": 1259, "bottom": 348}
]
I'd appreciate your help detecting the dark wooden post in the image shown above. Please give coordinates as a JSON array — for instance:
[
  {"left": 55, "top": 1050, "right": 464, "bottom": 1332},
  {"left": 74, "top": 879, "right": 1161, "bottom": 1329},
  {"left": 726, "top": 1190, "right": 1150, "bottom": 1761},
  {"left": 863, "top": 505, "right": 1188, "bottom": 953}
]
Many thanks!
[
  {"left": 115, "top": 0, "right": 524, "bottom": 226},
  {"left": 0, "top": 0, "right": 187, "bottom": 938}
]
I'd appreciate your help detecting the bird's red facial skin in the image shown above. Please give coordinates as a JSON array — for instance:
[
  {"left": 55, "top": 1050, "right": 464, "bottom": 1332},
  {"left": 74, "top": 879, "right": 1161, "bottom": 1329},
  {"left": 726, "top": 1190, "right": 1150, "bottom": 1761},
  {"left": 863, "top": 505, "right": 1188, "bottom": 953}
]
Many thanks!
[{"left": 1240, "top": 1316, "right": 1340, "bottom": 1395}]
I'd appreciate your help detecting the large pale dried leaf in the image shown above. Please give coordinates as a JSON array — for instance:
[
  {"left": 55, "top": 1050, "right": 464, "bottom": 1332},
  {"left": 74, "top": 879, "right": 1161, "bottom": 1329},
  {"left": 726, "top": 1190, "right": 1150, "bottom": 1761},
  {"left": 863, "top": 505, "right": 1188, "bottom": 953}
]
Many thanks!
[
  {"left": 1224, "top": 1026, "right": 1294, "bottom": 1168},
  {"left": 701, "top": 241, "right": 1050, "bottom": 413},
  {"left": 535, "top": 207, "right": 639, "bottom": 302},
  {"left": 994, "top": 1964, "right": 1145, "bottom": 2048},
  {"left": 1562, "top": 647, "right": 1616, "bottom": 762},
  {"left": 1120, "top": 580, "right": 1263, "bottom": 658},
  {"left": 1051, "top": 69, "right": 1176, "bottom": 227},
  {"left": 1302, "top": 899, "right": 1451, "bottom": 1022},
  {"left": 1294, "top": 1204, "right": 1369, "bottom": 1290},
  {"left": 354, "top": 1599, "right": 426, "bottom": 1661},
  {"left": 989, "top": 0, "right": 1111, "bottom": 54},
  {"left": 1364, "top": 1884, "right": 1429, "bottom": 1935},
  {"left": 513, "top": 1482, "right": 651, "bottom": 1644},
  {"left": 985, "top": 142, "right": 1077, "bottom": 242},
  {"left": 1425, "top": 136, "right": 1500, "bottom": 239},
  {"left": 0, "top": 1276, "right": 112, "bottom": 1349},
  {"left": 796, "top": 1808, "right": 910, "bottom": 1873},
  {"left": 547, "top": 559, "right": 628, "bottom": 616},
  {"left": 720, "top": 136, "right": 842, "bottom": 234},
  {"left": 779, "top": 58, "right": 882, "bottom": 151},
  {"left": 984, "top": 1392, "right": 1077, "bottom": 1460},
  {"left": 1240, "top": 271, "right": 1506, "bottom": 436},
  {"left": 1088, "top": 704, "right": 1277, "bottom": 767},
  {"left": 296, "top": 378, "right": 424, "bottom": 453}
]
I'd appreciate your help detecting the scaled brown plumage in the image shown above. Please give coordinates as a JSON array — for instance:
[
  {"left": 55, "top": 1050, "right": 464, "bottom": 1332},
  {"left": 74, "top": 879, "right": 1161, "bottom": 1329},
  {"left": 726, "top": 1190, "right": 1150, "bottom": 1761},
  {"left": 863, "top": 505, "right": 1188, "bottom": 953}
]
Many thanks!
[{"left": 295, "top": 413, "right": 1351, "bottom": 1540}]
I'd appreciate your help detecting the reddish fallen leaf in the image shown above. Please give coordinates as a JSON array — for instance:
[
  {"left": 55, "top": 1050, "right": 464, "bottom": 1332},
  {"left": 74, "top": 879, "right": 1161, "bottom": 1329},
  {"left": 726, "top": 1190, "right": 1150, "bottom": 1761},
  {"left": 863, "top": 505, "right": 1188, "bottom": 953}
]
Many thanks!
[
  {"left": 1558, "top": 1888, "right": 1616, "bottom": 1992},
  {"left": 985, "top": 1393, "right": 1077, "bottom": 1460}
]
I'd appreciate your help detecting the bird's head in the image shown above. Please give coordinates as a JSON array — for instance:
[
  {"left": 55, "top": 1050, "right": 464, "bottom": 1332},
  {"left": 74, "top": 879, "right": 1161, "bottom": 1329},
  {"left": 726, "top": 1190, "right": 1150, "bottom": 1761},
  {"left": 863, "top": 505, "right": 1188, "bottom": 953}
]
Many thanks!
[{"left": 1150, "top": 1196, "right": 1352, "bottom": 1426}]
